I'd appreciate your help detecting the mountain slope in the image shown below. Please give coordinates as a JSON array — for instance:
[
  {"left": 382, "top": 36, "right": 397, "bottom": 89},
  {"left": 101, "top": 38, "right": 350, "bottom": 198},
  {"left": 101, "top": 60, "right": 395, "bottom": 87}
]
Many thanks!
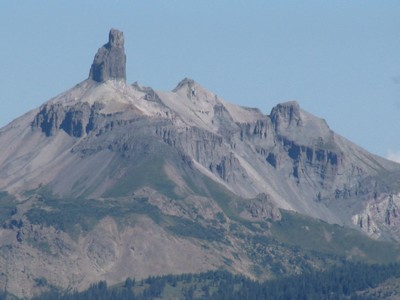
[
  {"left": 1, "top": 29, "right": 400, "bottom": 298},
  {"left": 3, "top": 76, "right": 399, "bottom": 226}
]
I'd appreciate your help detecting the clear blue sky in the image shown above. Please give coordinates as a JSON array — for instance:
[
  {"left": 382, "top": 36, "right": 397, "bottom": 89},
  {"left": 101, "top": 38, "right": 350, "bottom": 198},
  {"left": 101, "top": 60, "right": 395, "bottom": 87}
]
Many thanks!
[{"left": 1, "top": 1, "right": 400, "bottom": 160}]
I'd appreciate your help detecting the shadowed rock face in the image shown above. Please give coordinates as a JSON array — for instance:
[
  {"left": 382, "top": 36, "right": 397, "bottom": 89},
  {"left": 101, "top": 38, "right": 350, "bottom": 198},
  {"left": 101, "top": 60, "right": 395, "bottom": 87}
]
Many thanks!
[{"left": 89, "top": 29, "right": 126, "bottom": 82}]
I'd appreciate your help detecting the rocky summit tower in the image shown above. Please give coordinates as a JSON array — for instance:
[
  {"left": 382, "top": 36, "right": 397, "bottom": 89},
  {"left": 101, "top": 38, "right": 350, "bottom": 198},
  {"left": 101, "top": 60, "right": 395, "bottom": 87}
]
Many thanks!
[{"left": 89, "top": 28, "right": 126, "bottom": 82}]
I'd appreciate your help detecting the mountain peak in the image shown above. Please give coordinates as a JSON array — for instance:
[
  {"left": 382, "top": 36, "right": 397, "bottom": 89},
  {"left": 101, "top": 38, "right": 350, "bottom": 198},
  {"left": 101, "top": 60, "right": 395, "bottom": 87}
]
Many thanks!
[
  {"left": 89, "top": 28, "right": 126, "bottom": 83},
  {"left": 172, "top": 77, "right": 207, "bottom": 101},
  {"left": 270, "top": 101, "right": 302, "bottom": 128},
  {"left": 173, "top": 77, "right": 195, "bottom": 92}
]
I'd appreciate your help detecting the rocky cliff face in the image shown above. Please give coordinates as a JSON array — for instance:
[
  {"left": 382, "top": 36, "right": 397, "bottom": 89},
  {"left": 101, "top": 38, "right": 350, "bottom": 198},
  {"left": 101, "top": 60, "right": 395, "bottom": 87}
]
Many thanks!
[
  {"left": 352, "top": 193, "right": 400, "bottom": 239},
  {"left": 89, "top": 29, "right": 126, "bottom": 83},
  {"left": 1, "top": 29, "right": 400, "bottom": 297},
  {"left": 25, "top": 72, "right": 400, "bottom": 225}
]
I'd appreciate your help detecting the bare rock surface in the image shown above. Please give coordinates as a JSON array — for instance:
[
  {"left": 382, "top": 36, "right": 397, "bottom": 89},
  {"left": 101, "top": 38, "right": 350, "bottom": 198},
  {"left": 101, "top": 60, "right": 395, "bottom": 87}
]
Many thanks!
[{"left": 89, "top": 29, "right": 126, "bottom": 83}]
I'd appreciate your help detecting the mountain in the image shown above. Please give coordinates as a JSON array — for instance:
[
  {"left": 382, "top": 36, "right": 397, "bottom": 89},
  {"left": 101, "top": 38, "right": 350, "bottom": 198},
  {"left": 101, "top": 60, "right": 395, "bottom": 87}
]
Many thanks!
[{"left": 1, "top": 29, "right": 400, "bottom": 298}]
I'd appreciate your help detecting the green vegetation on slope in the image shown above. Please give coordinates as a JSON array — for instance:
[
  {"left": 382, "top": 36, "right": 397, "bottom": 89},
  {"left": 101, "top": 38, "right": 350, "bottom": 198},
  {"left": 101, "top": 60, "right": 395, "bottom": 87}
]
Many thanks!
[
  {"left": 104, "top": 157, "right": 178, "bottom": 199},
  {"left": 167, "top": 216, "right": 226, "bottom": 242},
  {"left": 272, "top": 210, "right": 400, "bottom": 264},
  {"left": 0, "top": 191, "right": 18, "bottom": 225},
  {"left": 33, "top": 262, "right": 400, "bottom": 300},
  {"left": 19, "top": 165, "right": 400, "bottom": 286},
  {"left": 26, "top": 198, "right": 111, "bottom": 237},
  {"left": 25, "top": 195, "right": 226, "bottom": 243}
]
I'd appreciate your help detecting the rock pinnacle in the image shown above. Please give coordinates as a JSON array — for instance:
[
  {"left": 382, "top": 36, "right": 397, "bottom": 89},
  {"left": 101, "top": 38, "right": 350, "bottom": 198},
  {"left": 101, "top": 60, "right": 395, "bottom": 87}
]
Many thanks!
[{"left": 89, "top": 28, "right": 126, "bottom": 83}]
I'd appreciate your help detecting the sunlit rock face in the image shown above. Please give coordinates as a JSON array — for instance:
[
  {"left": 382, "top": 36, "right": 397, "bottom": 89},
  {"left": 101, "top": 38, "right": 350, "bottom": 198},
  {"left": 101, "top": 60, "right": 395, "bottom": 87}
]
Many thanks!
[{"left": 89, "top": 28, "right": 126, "bottom": 83}]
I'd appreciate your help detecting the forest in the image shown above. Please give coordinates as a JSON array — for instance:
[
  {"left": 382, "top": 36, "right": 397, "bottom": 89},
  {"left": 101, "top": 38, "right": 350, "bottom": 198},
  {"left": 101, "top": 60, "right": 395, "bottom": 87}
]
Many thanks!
[{"left": 25, "top": 261, "right": 400, "bottom": 300}]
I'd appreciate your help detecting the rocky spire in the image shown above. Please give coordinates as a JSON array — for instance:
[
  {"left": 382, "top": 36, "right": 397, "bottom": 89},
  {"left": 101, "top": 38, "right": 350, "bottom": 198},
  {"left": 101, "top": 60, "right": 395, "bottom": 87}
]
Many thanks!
[{"left": 89, "top": 28, "right": 126, "bottom": 83}]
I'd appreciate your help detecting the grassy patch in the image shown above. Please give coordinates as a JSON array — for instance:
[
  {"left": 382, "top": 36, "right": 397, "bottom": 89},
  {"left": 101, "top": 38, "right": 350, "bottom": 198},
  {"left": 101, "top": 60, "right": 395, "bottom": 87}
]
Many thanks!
[
  {"left": 199, "top": 175, "right": 265, "bottom": 232},
  {"left": 104, "top": 157, "right": 178, "bottom": 198}
]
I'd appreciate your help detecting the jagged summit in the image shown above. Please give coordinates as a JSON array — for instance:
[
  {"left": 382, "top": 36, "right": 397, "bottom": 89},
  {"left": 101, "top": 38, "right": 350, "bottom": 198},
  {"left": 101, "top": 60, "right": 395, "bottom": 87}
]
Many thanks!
[
  {"left": 172, "top": 77, "right": 204, "bottom": 101},
  {"left": 89, "top": 28, "right": 126, "bottom": 83},
  {"left": 173, "top": 77, "right": 195, "bottom": 91}
]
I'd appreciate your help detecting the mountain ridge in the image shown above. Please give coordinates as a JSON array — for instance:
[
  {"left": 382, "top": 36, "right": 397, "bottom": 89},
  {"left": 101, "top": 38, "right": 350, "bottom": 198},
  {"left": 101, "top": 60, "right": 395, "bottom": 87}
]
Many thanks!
[
  {"left": 1, "top": 39, "right": 399, "bottom": 226},
  {"left": 1, "top": 28, "right": 400, "bottom": 298}
]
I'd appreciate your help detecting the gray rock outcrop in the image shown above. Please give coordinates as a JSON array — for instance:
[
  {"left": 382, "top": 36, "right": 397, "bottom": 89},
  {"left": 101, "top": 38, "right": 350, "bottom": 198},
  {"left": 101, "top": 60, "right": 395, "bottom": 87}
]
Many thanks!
[{"left": 89, "top": 28, "right": 126, "bottom": 82}]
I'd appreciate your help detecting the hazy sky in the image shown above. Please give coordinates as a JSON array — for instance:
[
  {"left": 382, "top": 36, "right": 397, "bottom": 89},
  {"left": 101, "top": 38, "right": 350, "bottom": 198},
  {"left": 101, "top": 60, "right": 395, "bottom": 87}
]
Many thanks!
[{"left": 1, "top": 1, "right": 400, "bottom": 160}]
